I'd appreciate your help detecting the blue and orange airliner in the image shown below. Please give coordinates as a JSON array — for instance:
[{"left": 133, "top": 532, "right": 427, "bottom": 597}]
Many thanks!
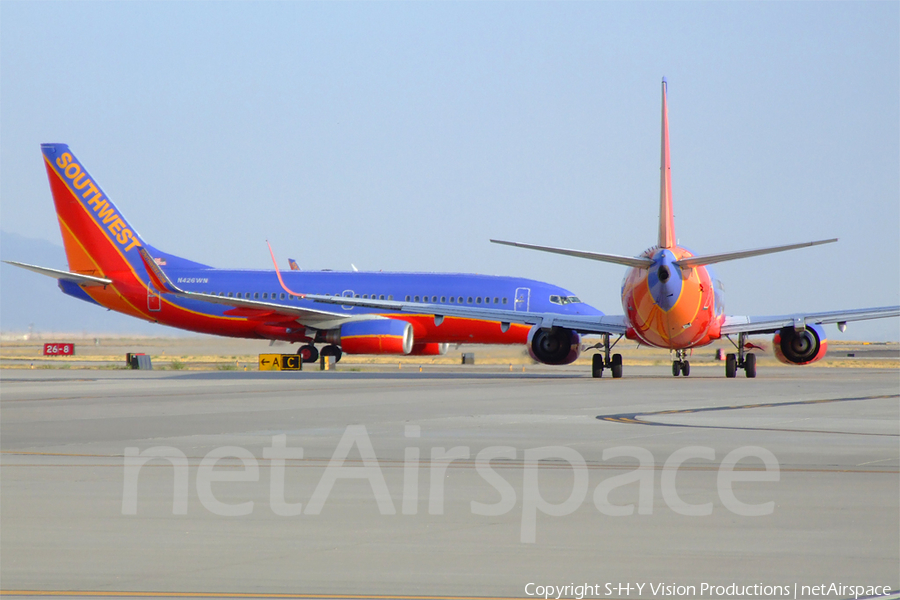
[
  {"left": 259, "top": 79, "right": 899, "bottom": 378},
  {"left": 6, "top": 143, "right": 603, "bottom": 365}
]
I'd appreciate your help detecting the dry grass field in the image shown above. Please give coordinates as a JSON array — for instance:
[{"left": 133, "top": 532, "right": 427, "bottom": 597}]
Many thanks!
[{"left": 1, "top": 332, "right": 896, "bottom": 371}]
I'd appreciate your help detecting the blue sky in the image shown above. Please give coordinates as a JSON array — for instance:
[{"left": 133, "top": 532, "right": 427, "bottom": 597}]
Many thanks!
[{"left": 1, "top": 2, "right": 898, "bottom": 340}]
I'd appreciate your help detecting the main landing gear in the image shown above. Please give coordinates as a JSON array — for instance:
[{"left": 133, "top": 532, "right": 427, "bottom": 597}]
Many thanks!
[
  {"left": 671, "top": 349, "right": 690, "bottom": 377},
  {"left": 297, "top": 344, "right": 343, "bottom": 364},
  {"left": 297, "top": 344, "right": 319, "bottom": 363},
  {"left": 591, "top": 333, "right": 624, "bottom": 379},
  {"left": 724, "top": 333, "right": 756, "bottom": 378}
]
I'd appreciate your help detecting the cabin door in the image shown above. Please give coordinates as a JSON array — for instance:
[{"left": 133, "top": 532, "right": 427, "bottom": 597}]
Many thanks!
[
  {"left": 514, "top": 287, "right": 530, "bottom": 312},
  {"left": 341, "top": 289, "right": 355, "bottom": 311},
  {"left": 148, "top": 285, "right": 161, "bottom": 312}
]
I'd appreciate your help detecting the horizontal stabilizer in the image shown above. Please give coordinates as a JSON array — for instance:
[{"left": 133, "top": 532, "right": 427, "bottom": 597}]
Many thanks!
[
  {"left": 3, "top": 261, "right": 112, "bottom": 286},
  {"left": 490, "top": 240, "right": 653, "bottom": 269},
  {"left": 674, "top": 238, "right": 838, "bottom": 269}
]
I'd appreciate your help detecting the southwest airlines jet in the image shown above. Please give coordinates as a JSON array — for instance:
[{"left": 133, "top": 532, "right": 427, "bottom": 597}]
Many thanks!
[
  {"left": 7, "top": 143, "right": 602, "bottom": 364},
  {"left": 262, "top": 79, "right": 899, "bottom": 378}
]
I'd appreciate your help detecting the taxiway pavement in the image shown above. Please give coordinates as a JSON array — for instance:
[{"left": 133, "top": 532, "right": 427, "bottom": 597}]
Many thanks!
[{"left": 1, "top": 366, "right": 898, "bottom": 598}]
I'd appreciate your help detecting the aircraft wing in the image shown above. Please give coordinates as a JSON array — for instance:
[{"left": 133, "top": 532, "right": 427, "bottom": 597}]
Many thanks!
[
  {"left": 135, "top": 248, "right": 374, "bottom": 329},
  {"left": 720, "top": 306, "right": 900, "bottom": 336},
  {"left": 297, "top": 292, "right": 630, "bottom": 336},
  {"left": 4, "top": 260, "right": 113, "bottom": 287}
]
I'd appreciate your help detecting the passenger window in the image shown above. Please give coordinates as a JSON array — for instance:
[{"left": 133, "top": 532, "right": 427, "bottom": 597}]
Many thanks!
[
  {"left": 254, "top": 292, "right": 259, "bottom": 299},
  {"left": 355, "top": 294, "right": 360, "bottom": 298},
  {"left": 467, "top": 297, "right": 473, "bottom": 304},
  {"left": 494, "top": 297, "right": 499, "bottom": 304},
  {"left": 379, "top": 295, "right": 385, "bottom": 300},
  {"left": 476, "top": 297, "right": 482, "bottom": 304},
  {"left": 441, "top": 296, "right": 446, "bottom": 303},
  {"left": 363, "top": 294, "right": 368, "bottom": 299},
  {"left": 414, "top": 296, "right": 420, "bottom": 302},
  {"left": 219, "top": 292, "right": 225, "bottom": 297},
  {"left": 388, "top": 295, "right": 393, "bottom": 300},
  {"left": 227, "top": 292, "right": 233, "bottom": 297},
  {"left": 280, "top": 293, "right": 285, "bottom": 300},
  {"left": 458, "top": 296, "right": 464, "bottom": 303},
  {"left": 484, "top": 297, "right": 490, "bottom": 304},
  {"left": 502, "top": 298, "right": 508, "bottom": 304},
  {"left": 405, "top": 295, "right": 410, "bottom": 301},
  {"left": 449, "top": 297, "right": 455, "bottom": 303}
]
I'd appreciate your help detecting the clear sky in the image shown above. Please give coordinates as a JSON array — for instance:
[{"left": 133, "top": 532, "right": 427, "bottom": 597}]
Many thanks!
[{"left": 1, "top": 1, "right": 898, "bottom": 340}]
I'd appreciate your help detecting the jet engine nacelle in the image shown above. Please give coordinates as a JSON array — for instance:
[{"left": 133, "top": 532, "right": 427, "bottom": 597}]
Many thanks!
[
  {"left": 527, "top": 325, "right": 581, "bottom": 365},
  {"left": 338, "top": 319, "right": 414, "bottom": 355},
  {"left": 773, "top": 323, "right": 827, "bottom": 365},
  {"left": 408, "top": 342, "right": 449, "bottom": 356}
]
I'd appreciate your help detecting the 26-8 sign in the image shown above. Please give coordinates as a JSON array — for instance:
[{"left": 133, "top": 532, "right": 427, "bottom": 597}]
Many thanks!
[{"left": 43, "top": 343, "right": 74, "bottom": 356}]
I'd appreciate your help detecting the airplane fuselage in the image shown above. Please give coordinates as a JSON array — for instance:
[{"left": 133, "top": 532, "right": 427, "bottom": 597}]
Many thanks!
[
  {"left": 62, "top": 260, "right": 600, "bottom": 346},
  {"left": 622, "top": 245, "right": 725, "bottom": 349}
]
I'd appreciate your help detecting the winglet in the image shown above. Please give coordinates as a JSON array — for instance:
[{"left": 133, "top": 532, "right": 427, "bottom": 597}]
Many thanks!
[
  {"left": 267, "top": 241, "right": 306, "bottom": 298},
  {"left": 658, "top": 77, "right": 675, "bottom": 249},
  {"left": 137, "top": 246, "right": 183, "bottom": 293}
]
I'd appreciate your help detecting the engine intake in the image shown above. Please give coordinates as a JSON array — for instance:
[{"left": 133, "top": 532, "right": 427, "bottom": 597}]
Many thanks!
[
  {"left": 527, "top": 326, "right": 581, "bottom": 365},
  {"left": 773, "top": 324, "right": 827, "bottom": 365}
]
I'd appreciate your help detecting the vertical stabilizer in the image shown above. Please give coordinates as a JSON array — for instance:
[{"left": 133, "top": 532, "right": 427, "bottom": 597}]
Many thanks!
[
  {"left": 41, "top": 143, "right": 146, "bottom": 277},
  {"left": 658, "top": 78, "right": 675, "bottom": 249}
]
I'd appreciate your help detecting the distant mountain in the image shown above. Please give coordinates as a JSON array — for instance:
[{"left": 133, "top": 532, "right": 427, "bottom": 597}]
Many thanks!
[{"left": 0, "top": 230, "right": 177, "bottom": 335}]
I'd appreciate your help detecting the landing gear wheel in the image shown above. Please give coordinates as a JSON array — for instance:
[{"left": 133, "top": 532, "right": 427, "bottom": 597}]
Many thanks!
[
  {"left": 591, "top": 354, "right": 604, "bottom": 378},
  {"left": 610, "top": 353, "right": 623, "bottom": 379},
  {"left": 681, "top": 360, "right": 690, "bottom": 377},
  {"left": 297, "top": 344, "right": 319, "bottom": 363},
  {"left": 725, "top": 353, "right": 737, "bottom": 378},
  {"left": 320, "top": 344, "right": 342, "bottom": 363},
  {"left": 672, "top": 361, "right": 682, "bottom": 377},
  {"left": 744, "top": 353, "right": 756, "bottom": 378}
]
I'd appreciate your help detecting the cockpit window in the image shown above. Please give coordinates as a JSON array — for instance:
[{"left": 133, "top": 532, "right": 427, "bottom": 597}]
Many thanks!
[{"left": 549, "top": 295, "right": 583, "bottom": 305}]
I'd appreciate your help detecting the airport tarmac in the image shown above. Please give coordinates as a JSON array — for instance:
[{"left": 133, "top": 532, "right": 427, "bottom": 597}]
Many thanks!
[{"left": 1, "top": 366, "right": 898, "bottom": 599}]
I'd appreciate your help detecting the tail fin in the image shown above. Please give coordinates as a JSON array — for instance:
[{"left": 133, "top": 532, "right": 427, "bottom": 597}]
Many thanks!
[
  {"left": 42, "top": 144, "right": 147, "bottom": 279},
  {"left": 658, "top": 78, "right": 675, "bottom": 249}
]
